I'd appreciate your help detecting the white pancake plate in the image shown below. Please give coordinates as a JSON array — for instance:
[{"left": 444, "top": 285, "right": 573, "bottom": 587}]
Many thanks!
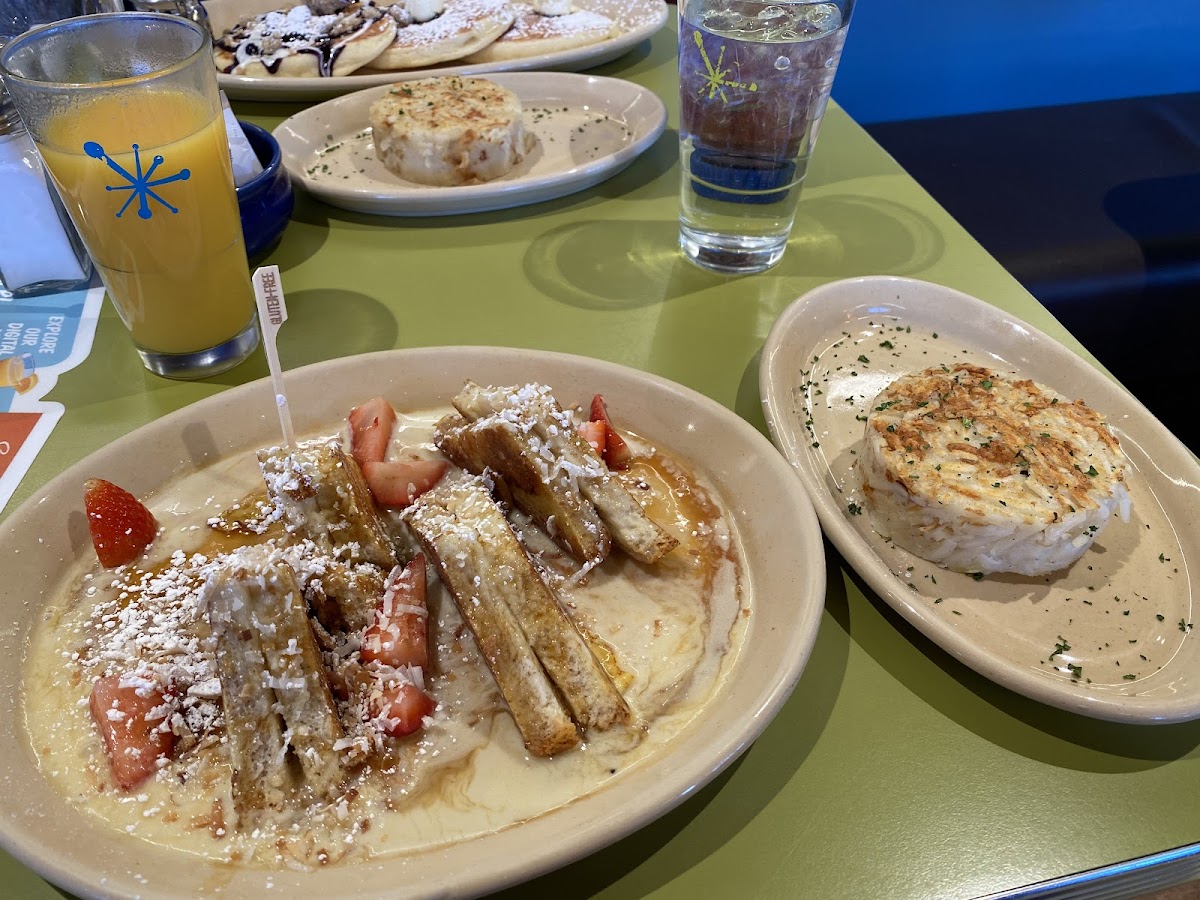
[
  {"left": 273, "top": 71, "right": 666, "bottom": 215},
  {"left": 207, "top": 0, "right": 668, "bottom": 101}
]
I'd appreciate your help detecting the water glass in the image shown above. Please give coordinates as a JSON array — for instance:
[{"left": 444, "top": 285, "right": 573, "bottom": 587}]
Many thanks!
[{"left": 677, "top": 0, "right": 854, "bottom": 274}]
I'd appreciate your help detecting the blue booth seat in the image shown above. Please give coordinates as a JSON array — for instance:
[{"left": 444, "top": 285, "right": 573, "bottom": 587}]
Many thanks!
[{"left": 866, "top": 92, "right": 1200, "bottom": 451}]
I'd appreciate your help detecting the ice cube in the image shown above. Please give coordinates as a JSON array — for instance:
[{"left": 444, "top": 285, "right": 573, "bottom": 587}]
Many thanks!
[
  {"left": 702, "top": 10, "right": 746, "bottom": 32},
  {"left": 801, "top": 3, "right": 841, "bottom": 34}
]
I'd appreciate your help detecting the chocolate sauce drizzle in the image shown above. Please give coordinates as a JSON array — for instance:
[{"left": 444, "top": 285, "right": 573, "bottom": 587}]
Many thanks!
[{"left": 215, "top": 9, "right": 373, "bottom": 77}]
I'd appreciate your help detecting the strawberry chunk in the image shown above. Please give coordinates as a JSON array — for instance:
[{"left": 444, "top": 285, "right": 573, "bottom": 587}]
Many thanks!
[
  {"left": 83, "top": 478, "right": 158, "bottom": 568},
  {"left": 348, "top": 396, "right": 397, "bottom": 469},
  {"left": 369, "top": 679, "right": 435, "bottom": 738},
  {"left": 589, "top": 394, "right": 632, "bottom": 470},
  {"left": 578, "top": 420, "right": 606, "bottom": 456},
  {"left": 361, "top": 459, "right": 448, "bottom": 508},
  {"left": 362, "top": 555, "right": 429, "bottom": 670},
  {"left": 88, "top": 674, "right": 175, "bottom": 791}
]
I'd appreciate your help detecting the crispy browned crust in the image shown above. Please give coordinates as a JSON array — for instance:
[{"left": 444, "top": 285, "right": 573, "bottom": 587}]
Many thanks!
[
  {"left": 866, "top": 363, "right": 1125, "bottom": 520},
  {"left": 435, "top": 413, "right": 612, "bottom": 565},
  {"left": 205, "top": 557, "right": 349, "bottom": 819},
  {"left": 206, "top": 488, "right": 283, "bottom": 539},
  {"left": 257, "top": 441, "right": 397, "bottom": 569},
  {"left": 452, "top": 382, "right": 679, "bottom": 564},
  {"left": 304, "top": 561, "right": 388, "bottom": 634},
  {"left": 402, "top": 476, "right": 582, "bottom": 757}
]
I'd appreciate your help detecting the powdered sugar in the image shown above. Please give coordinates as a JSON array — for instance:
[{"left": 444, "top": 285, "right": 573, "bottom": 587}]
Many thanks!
[
  {"left": 386, "top": 0, "right": 512, "bottom": 51},
  {"left": 500, "top": 3, "right": 615, "bottom": 42}
]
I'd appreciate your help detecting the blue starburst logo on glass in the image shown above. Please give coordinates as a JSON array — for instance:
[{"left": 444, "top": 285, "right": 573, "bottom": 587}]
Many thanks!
[{"left": 83, "top": 142, "right": 191, "bottom": 220}]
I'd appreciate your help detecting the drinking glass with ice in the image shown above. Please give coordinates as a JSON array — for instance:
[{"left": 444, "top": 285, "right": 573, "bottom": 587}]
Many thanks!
[{"left": 677, "top": 0, "right": 853, "bottom": 274}]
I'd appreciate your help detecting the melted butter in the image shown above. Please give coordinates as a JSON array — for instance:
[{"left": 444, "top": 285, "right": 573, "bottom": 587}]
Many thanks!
[{"left": 23, "top": 408, "right": 749, "bottom": 869}]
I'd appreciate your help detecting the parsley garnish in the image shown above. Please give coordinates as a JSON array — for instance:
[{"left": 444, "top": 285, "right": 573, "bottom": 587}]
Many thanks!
[
  {"left": 857, "top": 354, "right": 870, "bottom": 364},
  {"left": 847, "top": 502, "right": 863, "bottom": 516}
]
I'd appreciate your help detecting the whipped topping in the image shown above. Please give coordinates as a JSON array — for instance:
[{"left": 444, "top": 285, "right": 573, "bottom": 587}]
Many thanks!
[
  {"left": 405, "top": 0, "right": 445, "bottom": 23},
  {"left": 504, "top": 2, "right": 615, "bottom": 40}
]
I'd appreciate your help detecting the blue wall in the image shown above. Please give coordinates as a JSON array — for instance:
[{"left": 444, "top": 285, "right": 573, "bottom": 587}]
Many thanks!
[{"left": 832, "top": 0, "right": 1200, "bottom": 124}]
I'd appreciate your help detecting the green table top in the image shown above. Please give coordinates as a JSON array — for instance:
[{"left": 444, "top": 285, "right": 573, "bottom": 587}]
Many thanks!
[{"left": 4, "top": 17, "right": 1198, "bottom": 900}]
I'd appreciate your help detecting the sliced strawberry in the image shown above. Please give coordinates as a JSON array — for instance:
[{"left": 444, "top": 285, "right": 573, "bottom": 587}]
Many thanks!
[
  {"left": 578, "top": 420, "right": 606, "bottom": 456},
  {"left": 362, "top": 555, "right": 429, "bottom": 670},
  {"left": 589, "top": 394, "right": 632, "bottom": 470},
  {"left": 348, "top": 396, "right": 397, "bottom": 469},
  {"left": 588, "top": 393, "right": 609, "bottom": 424},
  {"left": 369, "top": 680, "right": 435, "bottom": 738},
  {"left": 88, "top": 674, "right": 175, "bottom": 791},
  {"left": 602, "top": 429, "right": 633, "bottom": 470},
  {"left": 361, "top": 459, "right": 448, "bottom": 508},
  {"left": 83, "top": 478, "right": 158, "bottom": 568}
]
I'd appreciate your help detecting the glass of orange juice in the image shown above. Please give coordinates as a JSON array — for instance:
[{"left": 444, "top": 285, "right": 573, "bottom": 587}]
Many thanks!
[{"left": 0, "top": 12, "right": 259, "bottom": 379}]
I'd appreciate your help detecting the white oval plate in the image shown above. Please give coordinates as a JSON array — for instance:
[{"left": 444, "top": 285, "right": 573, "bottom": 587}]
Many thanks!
[
  {"left": 273, "top": 71, "right": 666, "bottom": 216},
  {"left": 0, "top": 346, "right": 825, "bottom": 899},
  {"left": 760, "top": 276, "right": 1200, "bottom": 724},
  {"left": 206, "top": 0, "right": 668, "bottom": 101}
]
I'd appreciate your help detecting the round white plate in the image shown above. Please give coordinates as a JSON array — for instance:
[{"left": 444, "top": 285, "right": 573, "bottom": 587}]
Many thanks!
[
  {"left": 206, "top": 0, "right": 668, "bottom": 101},
  {"left": 273, "top": 71, "right": 666, "bottom": 215},
  {"left": 0, "top": 346, "right": 825, "bottom": 899},
  {"left": 760, "top": 276, "right": 1200, "bottom": 724}
]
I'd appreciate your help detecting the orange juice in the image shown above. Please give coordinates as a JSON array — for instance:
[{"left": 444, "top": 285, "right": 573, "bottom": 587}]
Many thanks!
[{"left": 37, "top": 90, "right": 254, "bottom": 355}]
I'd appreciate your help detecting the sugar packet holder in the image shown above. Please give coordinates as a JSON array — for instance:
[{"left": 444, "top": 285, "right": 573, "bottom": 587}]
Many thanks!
[{"left": 220, "top": 90, "right": 263, "bottom": 187}]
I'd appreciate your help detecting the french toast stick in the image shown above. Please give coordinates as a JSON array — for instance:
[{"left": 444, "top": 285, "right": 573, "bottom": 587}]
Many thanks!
[
  {"left": 435, "top": 413, "right": 612, "bottom": 565},
  {"left": 258, "top": 441, "right": 396, "bottom": 568},
  {"left": 206, "top": 567, "right": 295, "bottom": 819},
  {"left": 205, "top": 555, "right": 349, "bottom": 817},
  {"left": 452, "top": 382, "right": 679, "bottom": 564},
  {"left": 258, "top": 441, "right": 396, "bottom": 629},
  {"left": 402, "top": 476, "right": 581, "bottom": 756},
  {"left": 404, "top": 474, "right": 628, "bottom": 733}
]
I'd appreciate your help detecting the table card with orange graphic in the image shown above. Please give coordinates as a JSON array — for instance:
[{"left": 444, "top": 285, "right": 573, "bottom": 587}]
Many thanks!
[{"left": 0, "top": 281, "right": 103, "bottom": 512}]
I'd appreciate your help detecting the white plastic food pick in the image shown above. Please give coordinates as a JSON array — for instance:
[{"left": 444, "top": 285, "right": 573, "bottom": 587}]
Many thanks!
[{"left": 251, "top": 265, "right": 297, "bottom": 448}]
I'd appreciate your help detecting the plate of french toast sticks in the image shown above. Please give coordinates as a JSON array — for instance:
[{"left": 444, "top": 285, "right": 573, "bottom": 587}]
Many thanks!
[
  {"left": 204, "top": 0, "right": 668, "bottom": 100},
  {"left": 274, "top": 72, "right": 666, "bottom": 215},
  {"left": 0, "top": 347, "right": 824, "bottom": 899}
]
